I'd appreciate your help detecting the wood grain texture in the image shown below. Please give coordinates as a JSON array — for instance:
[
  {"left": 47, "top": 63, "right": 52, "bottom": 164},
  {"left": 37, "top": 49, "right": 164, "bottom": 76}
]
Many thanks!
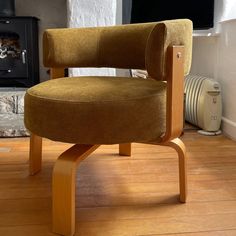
[
  {"left": 161, "top": 46, "right": 185, "bottom": 143},
  {"left": 119, "top": 143, "right": 131, "bottom": 156},
  {"left": 50, "top": 68, "right": 65, "bottom": 79},
  {"left": 29, "top": 133, "right": 42, "bottom": 175},
  {"left": 165, "top": 138, "right": 187, "bottom": 203},
  {"left": 52, "top": 144, "right": 99, "bottom": 236},
  {"left": 0, "top": 131, "right": 236, "bottom": 236}
]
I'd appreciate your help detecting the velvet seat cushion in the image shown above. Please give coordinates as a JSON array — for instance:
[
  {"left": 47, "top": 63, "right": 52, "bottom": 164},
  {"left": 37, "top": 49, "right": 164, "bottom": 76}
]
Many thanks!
[{"left": 24, "top": 76, "right": 166, "bottom": 144}]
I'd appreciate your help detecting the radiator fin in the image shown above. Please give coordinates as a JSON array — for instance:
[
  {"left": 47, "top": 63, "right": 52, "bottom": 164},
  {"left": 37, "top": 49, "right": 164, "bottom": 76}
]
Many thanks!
[{"left": 184, "top": 75, "right": 206, "bottom": 126}]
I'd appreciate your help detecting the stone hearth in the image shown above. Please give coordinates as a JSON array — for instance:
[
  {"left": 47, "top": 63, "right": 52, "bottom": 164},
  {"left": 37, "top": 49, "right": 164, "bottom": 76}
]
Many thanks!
[{"left": 0, "top": 88, "right": 29, "bottom": 137}]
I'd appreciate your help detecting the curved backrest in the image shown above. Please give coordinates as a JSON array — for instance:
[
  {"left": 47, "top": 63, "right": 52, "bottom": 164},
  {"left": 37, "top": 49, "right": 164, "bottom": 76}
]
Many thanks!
[{"left": 43, "top": 19, "right": 192, "bottom": 80}]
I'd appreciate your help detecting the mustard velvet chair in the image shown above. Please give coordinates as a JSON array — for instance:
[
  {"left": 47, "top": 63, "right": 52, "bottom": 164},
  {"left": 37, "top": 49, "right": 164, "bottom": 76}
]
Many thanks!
[{"left": 24, "top": 19, "right": 192, "bottom": 236}]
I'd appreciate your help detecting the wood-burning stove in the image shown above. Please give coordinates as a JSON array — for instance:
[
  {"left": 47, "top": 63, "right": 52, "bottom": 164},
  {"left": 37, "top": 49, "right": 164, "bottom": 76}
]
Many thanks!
[{"left": 0, "top": 16, "right": 39, "bottom": 87}]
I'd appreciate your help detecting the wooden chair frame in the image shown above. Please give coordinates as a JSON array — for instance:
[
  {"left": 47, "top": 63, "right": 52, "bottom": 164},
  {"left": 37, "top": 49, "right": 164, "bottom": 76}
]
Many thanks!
[{"left": 29, "top": 45, "right": 187, "bottom": 236}]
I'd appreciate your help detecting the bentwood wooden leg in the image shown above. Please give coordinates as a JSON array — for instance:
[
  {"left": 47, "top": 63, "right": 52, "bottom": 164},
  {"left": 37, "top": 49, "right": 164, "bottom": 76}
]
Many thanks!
[
  {"left": 52, "top": 144, "right": 99, "bottom": 236},
  {"left": 119, "top": 143, "right": 132, "bottom": 156},
  {"left": 165, "top": 138, "right": 187, "bottom": 203},
  {"left": 29, "top": 133, "right": 42, "bottom": 175}
]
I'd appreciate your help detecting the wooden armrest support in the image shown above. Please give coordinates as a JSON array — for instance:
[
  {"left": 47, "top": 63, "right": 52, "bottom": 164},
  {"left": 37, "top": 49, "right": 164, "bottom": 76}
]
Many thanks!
[
  {"left": 161, "top": 46, "right": 185, "bottom": 143},
  {"left": 50, "top": 68, "right": 66, "bottom": 79}
]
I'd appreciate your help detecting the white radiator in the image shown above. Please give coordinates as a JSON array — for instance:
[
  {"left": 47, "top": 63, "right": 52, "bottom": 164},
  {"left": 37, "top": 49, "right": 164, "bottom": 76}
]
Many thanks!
[{"left": 184, "top": 75, "right": 222, "bottom": 131}]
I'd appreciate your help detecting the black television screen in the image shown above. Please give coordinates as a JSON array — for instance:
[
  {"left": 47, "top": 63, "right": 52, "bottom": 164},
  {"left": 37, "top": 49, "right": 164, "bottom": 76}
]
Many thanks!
[{"left": 128, "top": 0, "right": 214, "bottom": 29}]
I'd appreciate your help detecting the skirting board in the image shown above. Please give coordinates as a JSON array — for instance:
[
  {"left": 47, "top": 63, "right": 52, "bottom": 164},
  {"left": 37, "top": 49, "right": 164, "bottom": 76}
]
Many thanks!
[{"left": 221, "top": 117, "right": 236, "bottom": 141}]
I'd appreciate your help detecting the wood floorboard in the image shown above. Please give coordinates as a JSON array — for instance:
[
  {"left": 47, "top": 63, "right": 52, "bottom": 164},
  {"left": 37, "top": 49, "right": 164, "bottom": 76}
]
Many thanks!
[
  {"left": 141, "top": 229, "right": 236, "bottom": 236},
  {"left": 0, "top": 131, "right": 236, "bottom": 235}
]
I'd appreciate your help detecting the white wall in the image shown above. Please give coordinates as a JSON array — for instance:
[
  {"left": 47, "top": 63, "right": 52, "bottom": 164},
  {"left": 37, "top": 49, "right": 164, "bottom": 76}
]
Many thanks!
[
  {"left": 217, "top": 21, "right": 236, "bottom": 139},
  {"left": 116, "top": 0, "right": 123, "bottom": 24},
  {"left": 190, "top": 37, "right": 218, "bottom": 78},
  {"left": 220, "top": 0, "right": 236, "bottom": 22},
  {"left": 191, "top": 1, "right": 236, "bottom": 140},
  {"left": 213, "top": 0, "right": 236, "bottom": 33}
]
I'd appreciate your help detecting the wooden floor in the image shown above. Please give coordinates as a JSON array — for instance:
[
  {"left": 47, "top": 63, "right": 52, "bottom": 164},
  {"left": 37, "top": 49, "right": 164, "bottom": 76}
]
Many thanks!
[{"left": 0, "top": 131, "right": 236, "bottom": 236}]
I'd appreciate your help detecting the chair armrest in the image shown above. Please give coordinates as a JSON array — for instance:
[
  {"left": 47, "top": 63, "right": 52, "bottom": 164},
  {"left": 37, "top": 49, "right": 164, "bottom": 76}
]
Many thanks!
[{"left": 161, "top": 46, "right": 185, "bottom": 143}]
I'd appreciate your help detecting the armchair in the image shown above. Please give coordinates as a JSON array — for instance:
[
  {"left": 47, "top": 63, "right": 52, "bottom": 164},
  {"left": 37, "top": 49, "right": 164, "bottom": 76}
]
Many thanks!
[{"left": 24, "top": 19, "right": 192, "bottom": 236}]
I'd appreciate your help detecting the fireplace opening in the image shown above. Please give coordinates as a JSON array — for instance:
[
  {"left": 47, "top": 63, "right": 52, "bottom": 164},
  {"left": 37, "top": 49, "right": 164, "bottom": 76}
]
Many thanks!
[
  {"left": 0, "top": 31, "right": 21, "bottom": 76},
  {"left": 0, "top": 31, "right": 20, "bottom": 60}
]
